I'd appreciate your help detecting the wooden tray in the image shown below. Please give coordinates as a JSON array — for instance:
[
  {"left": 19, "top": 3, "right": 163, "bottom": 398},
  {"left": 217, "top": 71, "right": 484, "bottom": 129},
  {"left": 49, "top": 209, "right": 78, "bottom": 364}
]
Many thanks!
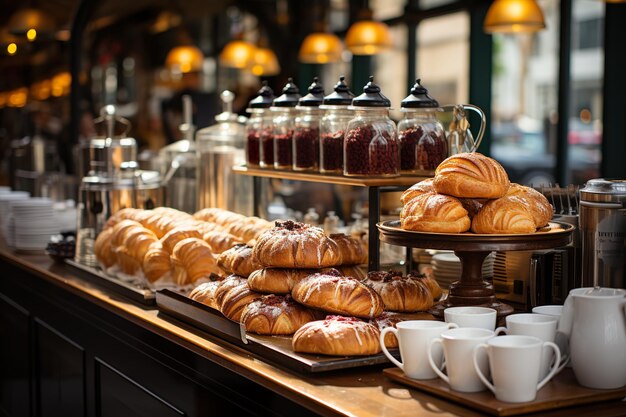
[
  {"left": 384, "top": 367, "right": 626, "bottom": 416},
  {"left": 156, "top": 288, "right": 434, "bottom": 374}
]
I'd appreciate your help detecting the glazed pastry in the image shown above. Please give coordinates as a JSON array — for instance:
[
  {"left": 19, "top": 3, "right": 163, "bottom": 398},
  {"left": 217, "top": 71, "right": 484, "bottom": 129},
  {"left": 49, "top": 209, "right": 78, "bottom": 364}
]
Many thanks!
[
  {"left": 292, "top": 315, "right": 382, "bottom": 356},
  {"left": 142, "top": 242, "right": 172, "bottom": 283},
  {"left": 189, "top": 280, "right": 223, "bottom": 310},
  {"left": 329, "top": 233, "right": 367, "bottom": 265},
  {"left": 214, "top": 274, "right": 248, "bottom": 310},
  {"left": 400, "top": 192, "right": 471, "bottom": 233},
  {"left": 362, "top": 271, "right": 433, "bottom": 312},
  {"left": 506, "top": 183, "right": 553, "bottom": 227},
  {"left": 217, "top": 244, "right": 262, "bottom": 278},
  {"left": 252, "top": 220, "right": 342, "bottom": 268},
  {"left": 371, "top": 312, "right": 403, "bottom": 349},
  {"left": 94, "top": 227, "right": 115, "bottom": 268},
  {"left": 407, "top": 272, "right": 443, "bottom": 301},
  {"left": 471, "top": 196, "right": 536, "bottom": 234},
  {"left": 161, "top": 226, "right": 202, "bottom": 254},
  {"left": 433, "top": 152, "right": 510, "bottom": 199},
  {"left": 171, "top": 238, "right": 220, "bottom": 285},
  {"left": 400, "top": 178, "right": 435, "bottom": 205},
  {"left": 291, "top": 272, "right": 384, "bottom": 319},
  {"left": 240, "top": 294, "right": 318, "bottom": 335},
  {"left": 202, "top": 230, "right": 243, "bottom": 254},
  {"left": 247, "top": 268, "right": 317, "bottom": 294},
  {"left": 215, "top": 275, "right": 263, "bottom": 322}
]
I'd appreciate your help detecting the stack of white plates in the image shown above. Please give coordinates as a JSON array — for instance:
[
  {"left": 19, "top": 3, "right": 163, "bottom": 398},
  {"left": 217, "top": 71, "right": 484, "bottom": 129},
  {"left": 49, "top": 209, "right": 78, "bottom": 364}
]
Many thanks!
[
  {"left": 0, "top": 191, "right": 30, "bottom": 242},
  {"left": 53, "top": 200, "right": 77, "bottom": 232},
  {"left": 9, "top": 198, "right": 59, "bottom": 251},
  {"left": 431, "top": 252, "right": 495, "bottom": 289}
]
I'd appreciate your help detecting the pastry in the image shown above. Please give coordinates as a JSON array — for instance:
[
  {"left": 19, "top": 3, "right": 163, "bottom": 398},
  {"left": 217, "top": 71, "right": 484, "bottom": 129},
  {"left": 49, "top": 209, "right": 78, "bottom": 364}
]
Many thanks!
[
  {"left": 189, "top": 280, "right": 223, "bottom": 310},
  {"left": 217, "top": 244, "right": 262, "bottom": 278},
  {"left": 292, "top": 315, "right": 382, "bottom": 356},
  {"left": 161, "top": 226, "right": 202, "bottom": 254},
  {"left": 94, "top": 227, "right": 115, "bottom": 268},
  {"left": 240, "top": 294, "right": 318, "bottom": 335},
  {"left": 291, "top": 272, "right": 384, "bottom": 319},
  {"left": 433, "top": 152, "right": 510, "bottom": 199},
  {"left": 247, "top": 268, "right": 317, "bottom": 294},
  {"left": 171, "top": 238, "right": 220, "bottom": 285},
  {"left": 202, "top": 230, "right": 243, "bottom": 254},
  {"left": 142, "top": 242, "right": 172, "bottom": 282},
  {"left": 471, "top": 196, "right": 536, "bottom": 234},
  {"left": 371, "top": 312, "right": 403, "bottom": 349},
  {"left": 252, "top": 220, "right": 342, "bottom": 268},
  {"left": 362, "top": 271, "right": 433, "bottom": 312},
  {"left": 215, "top": 275, "right": 263, "bottom": 322},
  {"left": 459, "top": 198, "right": 483, "bottom": 219},
  {"left": 400, "top": 178, "right": 435, "bottom": 205},
  {"left": 329, "top": 233, "right": 367, "bottom": 265},
  {"left": 400, "top": 192, "right": 471, "bottom": 233},
  {"left": 506, "top": 183, "right": 553, "bottom": 227},
  {"left": 407, "top": 272, "right": 443, "bottom": 301}
]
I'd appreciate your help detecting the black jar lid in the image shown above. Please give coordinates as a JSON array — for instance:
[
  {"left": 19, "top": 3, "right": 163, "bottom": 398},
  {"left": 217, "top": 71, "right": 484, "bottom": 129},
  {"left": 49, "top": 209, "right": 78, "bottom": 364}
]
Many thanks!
[
  {"left": 401, "top": 78, "right": 439, "bottom": 108},
  {"left": 323, "top": 76, "right": 355, "bottom": 106},
  {"left": 351, "top": 76, "right": 391, "bottom": 107},
  {"left": 298, "top": 77, "right": 325, "bottom": 106},
  {"left": 272, "top": 77, "right": 301, "bottom": 107},
  {"left": 248, "top": 81, "right": 275, "bottom": 108}
]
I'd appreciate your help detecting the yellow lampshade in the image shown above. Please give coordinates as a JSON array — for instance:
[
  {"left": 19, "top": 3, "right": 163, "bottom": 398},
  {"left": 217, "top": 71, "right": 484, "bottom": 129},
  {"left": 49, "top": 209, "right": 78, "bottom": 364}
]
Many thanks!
[
  {"left": 484, "top": 0, "right": 546, "bottom": 33},
  {"left": 51, "top": 72, "right": 71, "bottom": 97},
  {"left": 299, "top": 32, "right": 343, "bottom": 64},
  {"left": 249, "top": 47, "right": 280, "bottom": 76},
  {"left": 165, "top": 45, "right": 204, "bottom": 73},
  {"left": 345, "top": 20, "right": 391, "bottom": 55},
  {"left": 219, "top": 40, "right": 256, "bottom": 69},
  {"left": 8, "top": 8, "right": 55, "bottom": 40}
]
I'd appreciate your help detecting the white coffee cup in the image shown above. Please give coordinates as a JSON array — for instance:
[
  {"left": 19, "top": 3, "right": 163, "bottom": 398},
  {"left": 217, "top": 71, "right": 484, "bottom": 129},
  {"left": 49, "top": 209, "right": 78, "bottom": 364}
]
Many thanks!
[
  {"left": 495, "top": 313, "right": 568, "bottom": 380},
  {"left": 531, "top": 306, "right": 570, "bottom": 367},
  {"left": 444, "top": 307, "right": 497, "bottom": 330},
  {"left": 473, "top": 335, "right": 561, "bottom": 403},
  {"left": 380, "top": 321, "right": 459, "bottom": 380},
  {"left": 428, "top": 327, "right": 494, "bottom": 392},
  {"left": 531, "top": 305, "right": 563, "bottom": 322}
]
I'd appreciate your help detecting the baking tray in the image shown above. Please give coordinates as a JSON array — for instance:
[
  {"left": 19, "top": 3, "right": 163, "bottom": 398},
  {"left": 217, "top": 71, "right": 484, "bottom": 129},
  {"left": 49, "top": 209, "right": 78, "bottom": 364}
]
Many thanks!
[
  {"left": 65, "top": 259, "right": 156, "bottom": 306},
  {"left": 384, "top": 367, "right": 626, "bottom": 416},
  {"left": 156, "top": 288, "right": 432, "bottom": 374}
]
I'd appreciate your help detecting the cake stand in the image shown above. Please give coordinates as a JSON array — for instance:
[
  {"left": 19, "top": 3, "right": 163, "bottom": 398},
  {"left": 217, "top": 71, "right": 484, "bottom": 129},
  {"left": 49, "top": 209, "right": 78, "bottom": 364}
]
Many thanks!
[{"left": 377, "top": 220, "right": 575, "bottom": 319}]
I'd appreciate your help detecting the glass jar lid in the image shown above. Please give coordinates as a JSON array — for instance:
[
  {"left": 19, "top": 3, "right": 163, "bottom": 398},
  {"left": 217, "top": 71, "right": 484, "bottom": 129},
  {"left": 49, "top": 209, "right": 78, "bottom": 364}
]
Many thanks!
[
  {"left": 298, "top": 77, "right": 325, "bottom": 107},
  {"left": 401, "top": 78, "right": 439, "bottom": 108},
  {"left": 248, "top": 81, "right": 275, "bottom": 109},
  {"left": 272, "top": 77, "right": 301, "bottom": 107},
  {"left": 322, "top": 75, "right": 355, "bottom": 106},
  {"left": 351, "top": 76, "right": 391, "bottom": 108}
]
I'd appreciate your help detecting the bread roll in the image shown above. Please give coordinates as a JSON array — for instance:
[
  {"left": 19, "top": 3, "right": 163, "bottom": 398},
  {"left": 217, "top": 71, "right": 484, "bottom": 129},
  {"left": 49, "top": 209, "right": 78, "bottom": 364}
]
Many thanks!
[
  {"left": 217, "top": 244, "right": 262, "bottom": 278},
  {"left": 400, "top": 192, "right": 471, "bottom": 233},
  {"left": 471, "top": 196, "right": 536, "bottom": 234},
  {"left": 171, "top": 238, "right": 220, "bottom": 285},
  {"left": 506, "top": 183, "right": 552, "bottom": 227},
  {"left": 362, "top": 271, "right": 433, "bottom": 312},
  {"left": 240, "top": 295, "right": 318, "bottom": 335},
  {"left": 252, "top": 220, "right": 342, "bottom": 268},
  {"left": 407, "top": 272, "right": 443, "bottom": 301},
  {"left": 433, "top": 152, "right": 510, "bottom": 199},
  {"left": 142, "top": 242, "right": 172, "bottom": 282},
  {"left": 292, "top": 316, "right": 382, "bottom": 356},
  {"left": 401, "top": 178, "right": 435, "bottom": 205},
  {"left": 189, "top": 280, "right": 223, "bottom": 310},
  {"left": 329, "top": 233, "right": 367, "bottom": 265},
  {"left": 216, "top": 275, "right": 263, "bottom": 322},
  {"left": 291, "top": 272, "right": 384, "bottom": 319},
  {"left": 94, "top": 227, "right": 115, "bottom": 268}
]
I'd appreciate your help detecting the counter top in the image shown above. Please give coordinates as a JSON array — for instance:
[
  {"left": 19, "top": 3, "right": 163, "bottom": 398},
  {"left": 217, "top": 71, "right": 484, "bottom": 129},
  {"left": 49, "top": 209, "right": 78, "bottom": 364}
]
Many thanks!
[{"left": 1, "top": 247, "right": 624, "bottom": 417}]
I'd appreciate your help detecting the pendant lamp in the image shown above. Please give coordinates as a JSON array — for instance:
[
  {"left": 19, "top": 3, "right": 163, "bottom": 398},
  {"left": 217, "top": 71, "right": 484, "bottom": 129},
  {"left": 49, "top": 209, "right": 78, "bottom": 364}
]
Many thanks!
[
  {"left": 249, "top": 47, "right": 280, "bottom": 76},
  {"left": 484, "top": 0, "right": 546, "bottom": 33},
  {"left": 345, "top": 5, "right": 391, "bottom": 56},
  {"left": 8, "top": 8, "right": 55, "bottom": 41},
  {"left": 299, "top": 32, "right": 343, "bottom": 63},
  {"left": 166, "top": 45, "right": 204, "bottom": 73},
  {"left": 219, "top": 40, "right": 256, "bottom": 69}
]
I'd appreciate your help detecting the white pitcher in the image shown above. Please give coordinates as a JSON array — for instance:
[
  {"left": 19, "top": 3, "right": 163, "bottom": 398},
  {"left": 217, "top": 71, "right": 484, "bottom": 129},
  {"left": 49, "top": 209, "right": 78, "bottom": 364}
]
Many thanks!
[{"left": 558, "top": 287, "right": 626, "bottom": 389}]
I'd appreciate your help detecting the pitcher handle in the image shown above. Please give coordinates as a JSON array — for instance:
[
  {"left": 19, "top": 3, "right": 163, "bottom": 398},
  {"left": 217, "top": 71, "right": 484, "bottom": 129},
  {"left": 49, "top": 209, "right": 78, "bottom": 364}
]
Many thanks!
[{"left": 461, "top": 104, "right": 486, "bottom": 152}]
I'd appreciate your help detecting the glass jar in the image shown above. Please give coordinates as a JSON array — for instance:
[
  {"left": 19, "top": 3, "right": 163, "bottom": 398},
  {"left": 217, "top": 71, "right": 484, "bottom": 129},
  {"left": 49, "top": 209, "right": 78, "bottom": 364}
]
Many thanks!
[
  {"left": 320, "top": 76, "right": 354, "bottom": 174},
  {"left": 398, "top": 79, "right": 446, "bottom": 172},
  {"left": 344, "top": 77, "right": 399, "bottom": 177},
  {"left": 293, "top": 77, "right": 325, "bottom": 171},
  {"left": 271, "top": 78, "right": 300, "bottom": 170},
  {"left": 246, "top": 82, "right": 274, "bottom": 168}
]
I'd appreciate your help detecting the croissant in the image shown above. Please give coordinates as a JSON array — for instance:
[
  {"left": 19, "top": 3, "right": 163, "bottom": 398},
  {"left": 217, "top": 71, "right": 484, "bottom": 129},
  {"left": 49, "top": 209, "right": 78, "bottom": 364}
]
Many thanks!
[
  {"left": 202, "top": 230, "right": 243, "bottom": 254},
  {"left": 171, "top": 238, "right": 220, "bottom": 286},
  {"left": 252, "top": 220, "right": 342, "bottom": 268},
  {"left": 506, "top": 183, "right": 553, "bottom": 227},
  {"left": 240, "top": 295, "right": 318, "bottom": 335},
  {"left": 292, "top": 316, "right": 382, "bottom": 356},
  {"left": 362, "top": 271, "right": 433, "bottom": 312},
  {"left": 110, "top": 219, "right": 144, "bottom": 251},
  {"left": 433, "top": 152, "right": 510, "bottom": 199},
  {"left": 291, "top": 272, "right": 384, "bottom": 319},
  {"left": 142, "top": 242, "right": 172, "bottom": 282},
  {"left": 400, "top": 178, "right": 435, "bottom": 205},
  {"left": 217, "top": 244, "right": 262, "bottom": 278},
  {"left": 94, "top": 227, "right": 116, "bottom": 268},
  {"left": 161, "top": 226, "right": 203, "bottom": 254},
  {"left": 215, "top": 275, "right": 263, "bottom": 322},
  {"left": 471, "top": 196, "right": 536, "bottom": 234},
  {"left": 400, "top": 192, "right": 471, "bottom": 233},
  {"left": 189, "top": 280, "right": 223, "bottom": 310},
  {"left": 329, "top": 233, "right": 367, "bottom": 265}
]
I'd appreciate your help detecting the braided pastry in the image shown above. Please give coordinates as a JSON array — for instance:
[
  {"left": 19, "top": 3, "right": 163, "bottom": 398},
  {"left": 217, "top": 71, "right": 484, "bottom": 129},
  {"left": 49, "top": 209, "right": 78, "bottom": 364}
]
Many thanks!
[
  {"left": 401, "top": 178, "right": 435, "bottom": 205},
  {"left": 362, "top": 271, "right": 433, "bottom": 312},
  {"left": 240, "top": 294, "right": 318, "bottom": 335},
  {"left": 217, "top": 244, "right": 262, "bottom": 278},
  {"left": 292, "top": 316, "right": 382, "bottom": 356},
  {"left": 215, "top": 275, "right": 263, "bottom": 322},
  {"left": 506, "top": 183, "right": 552, "bottom": 227},
  {"left": 329, "top": 233, "right": 367, "bottom": 265},
  {"left": 407, "top": 272, "right": 443, "bottom": 301},
  {"left": 471, "top": 195, "right": 536, "bottom": 234},
  {"left": 189, "top": 280, "right": 224, "bottom": 310}
]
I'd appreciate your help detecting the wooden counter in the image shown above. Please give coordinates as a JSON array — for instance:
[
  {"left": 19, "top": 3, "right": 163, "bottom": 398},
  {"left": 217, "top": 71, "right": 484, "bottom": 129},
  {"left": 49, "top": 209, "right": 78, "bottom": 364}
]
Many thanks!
[{"left": 0, "top": 247, "right": 624, "bottom": 417}]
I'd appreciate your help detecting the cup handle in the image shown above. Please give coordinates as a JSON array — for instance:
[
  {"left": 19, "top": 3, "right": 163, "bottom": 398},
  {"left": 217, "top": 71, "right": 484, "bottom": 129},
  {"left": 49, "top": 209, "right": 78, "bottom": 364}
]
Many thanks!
[
  {"left": 428, "top": 338, "right": 449, "bottom": 384},
  {"left": 473, "top": 344, "right": 495, "bottom": 394},
  {"left": 447, "top": 323, "right": 459, "bottom": 330},
  {"left": 380, "top": 327, "right": 404, "bottom": 371},
  {"left": 494, "top": 326, "right": 508, "bottom": 336},
  {"left": 538, "top": 341, "right": 561, "bottom": 390},
  {"left": 462, "top": 104, "right": 486, "bottom": 152}
]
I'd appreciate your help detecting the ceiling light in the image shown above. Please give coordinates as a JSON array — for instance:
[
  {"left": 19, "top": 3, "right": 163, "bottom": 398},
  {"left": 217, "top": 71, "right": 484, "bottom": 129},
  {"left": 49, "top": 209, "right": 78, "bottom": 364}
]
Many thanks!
[
  {"left": 7, "top": 43, "right": 17, "bottom": 55},
  {"left": 166, "top": 45, "right": 204, "bottom": 73},
  {"left": 249, "top": 47, "right": 280, "bottom": 76},
  {"left": 346, "top": 20, "right": 392, "bottom": 55},
  {"left": 484, "top": 0, "right": 546, "bottom": 33},
  {"left": 219, "top": 40, "right": 256, "bottom": 69},
  {"left": 299, "top": 32, "right": 343, "bottom": 64},
  {"left": 8, "top": 8, "right": 55, "bottom": 40}
]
